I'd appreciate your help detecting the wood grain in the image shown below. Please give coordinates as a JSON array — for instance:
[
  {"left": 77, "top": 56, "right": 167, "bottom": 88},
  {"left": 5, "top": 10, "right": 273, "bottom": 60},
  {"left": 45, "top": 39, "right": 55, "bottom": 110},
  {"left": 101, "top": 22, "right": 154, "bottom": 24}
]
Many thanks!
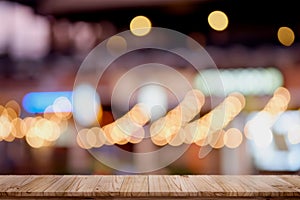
[
  {"left": 94, "top": 175, "right": 124, "bottom": 197},
  {"left": 120, "top": 175, "right": 148, "bottom": 196},
  {"left": 0, "top": 175, "right": 299, "bottom": 199}
]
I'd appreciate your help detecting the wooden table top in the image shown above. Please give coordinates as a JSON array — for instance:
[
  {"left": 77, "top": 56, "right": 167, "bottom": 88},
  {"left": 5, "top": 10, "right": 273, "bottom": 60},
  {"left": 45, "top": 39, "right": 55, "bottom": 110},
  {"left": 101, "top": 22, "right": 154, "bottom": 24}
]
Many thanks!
[{"left": 0, "top": 175, "right": 300, "bottom": 199}]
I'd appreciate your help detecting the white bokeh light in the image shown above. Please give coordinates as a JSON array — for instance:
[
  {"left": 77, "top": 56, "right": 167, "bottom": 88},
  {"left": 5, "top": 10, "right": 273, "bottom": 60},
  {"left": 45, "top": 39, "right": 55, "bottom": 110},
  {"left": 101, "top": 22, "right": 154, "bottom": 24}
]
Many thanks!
[
  {"left": 137, "top": 84, "right": 168, "bottom": 121},
  {"left": 73, "top": 84, "right": 101, "bottom": 127}
]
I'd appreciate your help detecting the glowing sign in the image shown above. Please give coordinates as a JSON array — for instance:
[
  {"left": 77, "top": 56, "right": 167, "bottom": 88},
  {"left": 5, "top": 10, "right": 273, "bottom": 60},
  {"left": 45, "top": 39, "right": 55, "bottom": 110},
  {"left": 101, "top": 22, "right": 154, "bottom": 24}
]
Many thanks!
[{"left": 194, "top": 67, "right": 283, "bottom": 96}]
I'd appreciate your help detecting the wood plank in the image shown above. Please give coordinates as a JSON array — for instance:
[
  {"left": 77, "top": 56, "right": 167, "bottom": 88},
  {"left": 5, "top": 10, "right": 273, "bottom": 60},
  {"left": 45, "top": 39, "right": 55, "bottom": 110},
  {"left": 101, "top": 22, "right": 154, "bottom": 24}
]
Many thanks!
[
  {"left": 238, "top": 175, "right": 279, "bottom": 197},
  {"left": 188, "top": 175, "right": 225, "bottom": 196},
  {"left": 0, "top": 176, "right": 36, "bottom": 197},
  {"left": 43, "top": 175, "right": 79, "bottom": 197},
  {"left": 0, "top": 175, "right": 300, "bottom": 199},
  {"left": 58, "top": 175, "right": 102, "bottom": 197},
  {"left": 7, "top": 175, "right": 62, "bottom": 197},
  {"left": 120, "top": 175, "right": 148, "bottom": 197},
  {"left": 279, "top": 175, "right": 300, "bottom": 192},
  {"left": 149, "top": 175, "right": 198, "bottom": 197},
  {"left": 257, "top": 175, "right": 299, "bottom": 196},
  {"left": 210, "top": 175, "right": 258, "bottom": 197},
  {"left": 93, "top": 175, "right": 124, "bottom": 197}
]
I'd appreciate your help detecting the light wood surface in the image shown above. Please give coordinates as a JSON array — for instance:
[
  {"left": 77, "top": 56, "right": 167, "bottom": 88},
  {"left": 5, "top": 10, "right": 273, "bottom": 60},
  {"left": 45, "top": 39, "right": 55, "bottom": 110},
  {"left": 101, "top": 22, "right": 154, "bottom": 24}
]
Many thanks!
[{"left": 0, "top": 175, "right": 299, "bottom": 199}]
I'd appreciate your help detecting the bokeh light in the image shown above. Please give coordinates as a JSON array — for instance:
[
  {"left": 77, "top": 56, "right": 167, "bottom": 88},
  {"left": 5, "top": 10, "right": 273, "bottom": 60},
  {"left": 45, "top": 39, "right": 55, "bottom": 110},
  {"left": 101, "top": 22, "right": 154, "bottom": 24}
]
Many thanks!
[
  {"left": 130, "top": 16, "right": 152, "bottom": 36},
  {"left": 53, "top": 96, "right": 72, "bottom": 120},
  {"left": 73, "top": 84, "right": 102, "bottom": 127},
  {"left": 106, "top": 35, "right": 127, "bottom": 56},
  {"left": 287, "top": 126, "right": 300, "bottom": 145},
  {"left": 208, "top": 10, "right": 229, "bottom": 31},
  {"left": 209, "top": 130, "right": 225, "bottom": 149},
  {"left": 195, "top": 68, "right": 283, "bottom": 96},
  {"left": 150, "top": 89, "right": 205, "bottom": 146},
  {"left": 77, "top": 128, "right": 93, "bottom": 149},
  {"left": 277, "top": 26, "right": 295, "bottom": 46},
  {"left": 138, "top": 84, "right": 167, "bottom": 121},
  {"left": 224, "top": 128, "right": 243, "bottom": 149}
]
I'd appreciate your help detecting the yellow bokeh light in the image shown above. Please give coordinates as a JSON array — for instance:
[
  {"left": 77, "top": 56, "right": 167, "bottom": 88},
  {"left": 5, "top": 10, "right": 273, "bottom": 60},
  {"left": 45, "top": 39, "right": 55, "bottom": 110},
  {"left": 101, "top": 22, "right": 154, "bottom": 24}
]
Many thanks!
[
  {"left": 0, "top": 105, "right": 5, "bottom": 115},
  {"left": 106, "top": 35, "right": 127, "bottom": 56},
  {"left": 35, "top": 118, "right": 60, "bottom": 142},
  {"left": 89, "top": 127, "right": 106, "bottom": 148},
  {"left": 263, "top": 87, "right": 290, "bottom": 116},
  {"left": 208, "top": 10, "right": 229, "bottom": 31},
  {"left": 151, "top": 135, "right": 168, "bottom": 146},
  {"left": 11, "top": 118, "right": 26, "bottom": 138},
  {"left": 169, "top": 128, "right": 185, "bottom": 146},
  {"left": 180, "top": 89, "right": 205, "bottom": 125},
  {"left": 0, "top": 115, "right": 12, "bottom": 139},
  {"left": 274, "top": 87, "right": 291, "bottom": 103},
  {"left": 130, "top": 16, "right": 152, "bottom": 36},
  {"left": 86, "top": 128, "right": 98, "bottom": 147},
  {"left": 229, "top": 92, "right": 246, "bottom": 109},
  {"left": 77, "top": 128, "right": 93, "bottom": 149},
  {"left": 277, "top": 27, "right": 295, "bottom": 46},
  {"left": 128, "top": 103, "right": 150, "bottom": 126},
  {"left": 26, "top": 127, "right": 45, "bottom": 148},
  {"left": 4, "top": 133, "right": 15, "bottom": 142},
  {"left": 191, "top": 124, "right": 210, "bottom": 144},
  {"left": 110, "top": 124, "right": 129, "bottom": 144},
  {"left": 5, "top": 100, "right": 21, "bottom": 117},
  {"left": 224, "top": 128, "right": 243, "bottom": 149},
  {"left": 149, "top": 89, "right": 205, "bottom": 146},
  {"left": 102, "top": 123, "right": 116, "bottom": 145},
  {"left": 5, "top": 107, "right": 18, "bottom": 120},
  {"left": 165, "top": 124, "right": 181, "bottom": 143},
  {"left": 209, "top": 130, "right": 225, "bottom": 149},
  {"left": 128, "top": 127, "right": 145, "bottom": 144}
]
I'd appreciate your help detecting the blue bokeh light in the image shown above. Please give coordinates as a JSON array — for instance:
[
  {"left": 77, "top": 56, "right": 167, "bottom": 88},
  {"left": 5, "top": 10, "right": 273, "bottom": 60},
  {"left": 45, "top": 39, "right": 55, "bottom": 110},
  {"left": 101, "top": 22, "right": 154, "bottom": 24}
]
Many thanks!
[{"left": 22, "top": 91, "right": 72, "bottom": 113}]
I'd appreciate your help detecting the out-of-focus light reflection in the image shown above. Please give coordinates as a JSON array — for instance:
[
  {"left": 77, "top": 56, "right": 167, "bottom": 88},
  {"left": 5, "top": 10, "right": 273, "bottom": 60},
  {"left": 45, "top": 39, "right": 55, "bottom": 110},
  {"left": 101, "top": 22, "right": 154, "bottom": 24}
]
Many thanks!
[
  {"left": 26, "top": 128, "right": 46, "bottom": 148},
  {"left": 195, "top": 68, "right": 283, "bottom": 96},
  {"left": 137, "top": 84, "right": 167, "bottom": 121},
  {"left": 73, "top": 84, "right": 102, "bottom": 127},
  {"left": 101, "top": 103, "right": 149, "bottom": 145},
  {"left": 53, "top": 97, "right": 72, "bottom": 120},
  {"left": 208, "top": 10, "right": 229, "bottom": 31},
  {"left": 288, "top": 126, "right": 300, "bottom": 145},
  {"left": 184, "top": 92, "right": 245, "bottom": 144},
  {"left": 53, "top": 97, "right": 72, "bottom": 113},
  {"left": 35, "top": 118, "right": 60, "bottom": 142},
  {"left": 71, "top": 21, "right": 97, "bottom": 53},
  {"left": 0, "top": 99, "right": 70, "bottom": 146},
  {"left": 77, "top": 128, "right": 93, "bottom": 149},
  {"left": 11, "top": 118, "right": 25, "bottom": 138},
  {"left": 89, "top": 127, "right": 106, "bottom": 148},
  {"left": 150, "top": 89, "right": 205, "bottom": 146},
  {"left": 9, "top": 4, "right": 50, "bottom": 60},
  {"left": 277, "top": 27, "right": 295, "bottom": 47},
  {"left": 224, "top": 128, "right": 243, "bottom": 149},
  {"left": 244, "top": 87, "right": 290, "bottom": 148},
  {"left": 23, "top": 91, "right": 72, "bottom": 113},
  {"left": 106, "top": 35, "right": 127, "bottom": 56},
  {"left": 263, "top": 87, "right": 290, "bottom": 116},
  {"left": 0, "top": 115, "right": 12, "bottom": 140},
  {"left": 5, "top": 100, "right": 21, "bottom": 117},
  {"left": 168, "top": 128, "right": 185, "bottom": 146},
  {"left": 130, "top": 16, "right": 152, "bottom": 36},
  {"left": 209, "top": 130, "right": 225, "bottom": 149},
  {"left": 0, "top": 2, "right": 13, "bottom": 54},
  {"left": 128, "top": 103, "right": 150, "bottom": 126}
]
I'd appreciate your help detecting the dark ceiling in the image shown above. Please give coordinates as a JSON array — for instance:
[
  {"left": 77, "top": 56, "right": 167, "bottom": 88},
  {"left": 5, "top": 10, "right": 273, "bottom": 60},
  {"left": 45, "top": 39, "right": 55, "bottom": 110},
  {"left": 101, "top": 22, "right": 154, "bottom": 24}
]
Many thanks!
[{"left": 6, "top": 0, "right": 300, "bottom": 46}]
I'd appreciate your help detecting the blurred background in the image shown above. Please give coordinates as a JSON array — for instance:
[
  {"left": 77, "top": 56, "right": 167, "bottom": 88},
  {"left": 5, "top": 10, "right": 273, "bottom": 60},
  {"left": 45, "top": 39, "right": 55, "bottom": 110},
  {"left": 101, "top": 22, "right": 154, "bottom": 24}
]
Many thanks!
[{"left": 1, "top": 0, "right": 300, "bottom": 175}]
